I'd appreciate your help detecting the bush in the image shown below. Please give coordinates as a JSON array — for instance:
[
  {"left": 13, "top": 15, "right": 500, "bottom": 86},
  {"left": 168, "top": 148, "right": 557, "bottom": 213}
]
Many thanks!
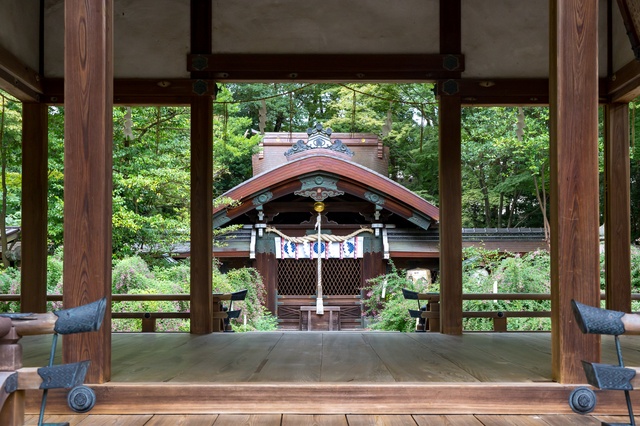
[
  {"left": 212, "top": 265, "right": 277, "bottom": 332},
  {"left": 362, "top": 261, "right": 431, "bottom": 332},
  {"left": 111, "top": 257, "right": 191, "bottom": 332},
  {"left": 109, "top": 257, "right": 276, "bottom": 332},
  {"left": 461, "top": 248, "right": 551, "bottom": 331},
  {"left": 112, "top": 256, "right": 154, "bottom": 294},
  {"left": 363, "top": 248, "right": 554, "bottom": 332},
  {"left": 0, "top": 267, "right": 20, "bottom": 313}
]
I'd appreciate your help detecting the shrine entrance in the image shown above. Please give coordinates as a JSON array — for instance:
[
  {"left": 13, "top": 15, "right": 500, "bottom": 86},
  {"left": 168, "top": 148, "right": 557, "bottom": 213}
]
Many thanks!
[
  {"left": 212, "top": 125, "right": 440, "bottom": 330},
  {"left": 276, "top": 258, "right": 364, "bottom": 330}
]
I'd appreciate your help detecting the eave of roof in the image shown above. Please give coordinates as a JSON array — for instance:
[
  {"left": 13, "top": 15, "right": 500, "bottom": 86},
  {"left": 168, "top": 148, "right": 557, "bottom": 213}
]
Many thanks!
[{"left": 213, "top": 153, "right": 439, "bottom": 227}]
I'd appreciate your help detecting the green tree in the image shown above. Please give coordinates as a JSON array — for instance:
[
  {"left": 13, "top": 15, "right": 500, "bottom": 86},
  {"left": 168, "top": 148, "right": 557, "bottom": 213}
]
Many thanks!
[
  {"left": 461, "top": 107, "right": 549, "bottom": 230},
  {"left": 0, "top": 92, "right": 22, "bottom": 266}
]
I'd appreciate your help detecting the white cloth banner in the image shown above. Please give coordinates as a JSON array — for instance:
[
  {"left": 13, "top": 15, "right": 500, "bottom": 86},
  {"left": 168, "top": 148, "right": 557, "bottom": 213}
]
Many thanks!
[{"left": 274, "top": 237, "right": 364, "bottom": 259}]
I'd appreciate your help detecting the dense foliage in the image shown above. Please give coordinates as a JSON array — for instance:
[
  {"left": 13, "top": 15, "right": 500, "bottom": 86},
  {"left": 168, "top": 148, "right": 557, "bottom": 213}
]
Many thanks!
[
  {"left": 0, "top": 253, "right": 276, "bottom": 332},
  {"left": 363, "top": 248, "right": 553, "bottom": 332},
  {"left": 110, "top": 256, "right": 276, "bottom": 332},
  {"left": 362, "top": 261, "right": 432, "bottom": 332},
  {"left": 0, "top": 85, "right": 637, "bottom": 333},
  {"left": 2, "top": 85, "right": 561, "bottom": 259}
]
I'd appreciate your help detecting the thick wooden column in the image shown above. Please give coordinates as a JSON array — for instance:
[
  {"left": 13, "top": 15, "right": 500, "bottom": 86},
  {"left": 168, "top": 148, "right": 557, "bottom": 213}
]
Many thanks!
[
  {"left": 189, "top": 0, "right": 214, "bottom": 334},
  {"left": 438, "top": 0, "right": 463, "bottom": 335},
  {"left": 549, "top": 0, "right": 600, "bottom": 383},
  {"left": 604, "top": 103, "right": 631, "bottom": 312},
  {"left": 63, "top": 0, "right": 113, "bottom": 383},
  {"left": 21, "top": 102, "right": 48, "bottom": 313},
  {"left": 438, "top": 94, "right": 463, "bottom": 335},
  {"left": 190, "top": 96, "right": 213, "bottom": 334}
]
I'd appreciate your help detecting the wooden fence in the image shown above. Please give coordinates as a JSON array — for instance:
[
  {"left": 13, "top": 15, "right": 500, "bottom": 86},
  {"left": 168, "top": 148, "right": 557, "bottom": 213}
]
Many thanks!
[{"left": 0, "top": 293, "right": 634, "bottom": 332}]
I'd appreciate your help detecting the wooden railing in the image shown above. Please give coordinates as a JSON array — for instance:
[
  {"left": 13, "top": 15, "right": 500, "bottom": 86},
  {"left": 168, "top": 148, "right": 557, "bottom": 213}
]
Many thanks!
[
  {"left": 405, "top": 292, "right": 640, "bottom": 332},
  {"left": 0, "top": 294, "right": 190, "bottom": 332},
  {"left": 0, "top": 293, "right": 636, "bottom": 332}
]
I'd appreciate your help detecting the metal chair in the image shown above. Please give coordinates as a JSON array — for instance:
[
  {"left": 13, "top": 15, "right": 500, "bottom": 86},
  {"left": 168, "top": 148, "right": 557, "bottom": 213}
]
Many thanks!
[
  {"left": 37, "top": 297, "right": 107, "bottom": 426},
  {"left": 569, "top": 300, "right": 636, "bottom": 426}
]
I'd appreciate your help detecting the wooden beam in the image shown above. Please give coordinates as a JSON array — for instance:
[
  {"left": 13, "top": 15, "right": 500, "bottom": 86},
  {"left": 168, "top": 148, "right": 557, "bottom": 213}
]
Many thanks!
[
  {"left": 27, "top": 382, "right": 635, "bottom": 415},
  {"left": 189, "top": 0, "right": 214, "bottom": 334},
  {"left": 41, "top": 76, "right": 613, "bottom": 106},
  {"left": 20, "top": 102, "right": 48, "bottom": 313},
  {"left": 263, "top": 202, "right": 375, "bottom": 215},
  {"left": 609, "top": 59, "right": 640, "bottom": 102},
  {"left": 549, "top": 0, "right": 601, "bottom": 384},
  {"left": 190, "top": 96, "right": 214, "bottom": 334},
  {"left": 42, "top": 78, "right": 217, "bottom": 105},
  {"left": 62, "top": 0, "right": 113, "bottom": 383},
  {"left": 604, "top": 103, "right": 631, "bottom": 312},
  {"left": 437, "top": 0, "right": 462, "bottom": 335},
  {"left": 0, "top": 44, "right": 42, "bottom": 101},
  {"left": 438, "top": 93, "right": 463, "bottom": 335},
  {"left": 459, "top": 79, "right": 549, "bottom": 106},
  {"left": 187, "top": 54, "right": 464, "bottom": 82},
  {"left": 440, "top": 0, "right": 461, "bottom": 55},
  {"left": 255, "top": 252, "right": 277, "bottom": 315}
]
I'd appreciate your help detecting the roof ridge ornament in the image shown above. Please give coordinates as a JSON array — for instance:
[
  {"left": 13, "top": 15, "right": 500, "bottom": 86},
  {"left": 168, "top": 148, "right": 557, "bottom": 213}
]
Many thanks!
[{"left": 284, "top": 123, "right": 355, "bottom": 158}]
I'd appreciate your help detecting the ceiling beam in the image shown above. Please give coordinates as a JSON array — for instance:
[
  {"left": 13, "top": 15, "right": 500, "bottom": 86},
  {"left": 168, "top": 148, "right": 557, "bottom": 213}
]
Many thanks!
[
  {"left": 43, "top": 77, "right": 551, "bottom": 105},
  {"left": 608, "top": 59, "right": 640, "bottom": 103},
  {"left": 0, "top": 44, "right": 42, "bottom": 101},
  {"left": 42, "top": 78, "right": 217, "bottom": 105},
  {"left": 41, "top": 76, "right": 616, "bottom": 106},
  {"left": 187, "top": 53, "right": 464, "bottom": 82}
]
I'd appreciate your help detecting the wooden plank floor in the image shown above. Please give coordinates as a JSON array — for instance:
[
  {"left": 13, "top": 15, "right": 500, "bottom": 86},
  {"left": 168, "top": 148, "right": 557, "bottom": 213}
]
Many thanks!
[
  {"left": 21, "top": 331, "right": 640, "bottom": 383},
  {"left": 21, "top": 413, "right": 637, "bottom": 425},
  {"left": 17, "top": 332, "right": 640, "bottom": 416}
]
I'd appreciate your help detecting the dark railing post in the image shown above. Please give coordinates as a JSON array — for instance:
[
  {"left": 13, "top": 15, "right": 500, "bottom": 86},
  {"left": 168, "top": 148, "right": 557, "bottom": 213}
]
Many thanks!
[
  {"left": 493, "top": 312, "right": 507, "bottom": 332},
  {"left": 142, "top": 313, "right": 156, "bottom": 333}
]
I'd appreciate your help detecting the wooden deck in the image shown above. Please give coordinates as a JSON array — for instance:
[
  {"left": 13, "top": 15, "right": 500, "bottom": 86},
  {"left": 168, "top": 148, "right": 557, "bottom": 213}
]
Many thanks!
[
  {"left": 17, "top": 332, "right": 640, "bottom": 417},
  {"left": 20, "top": 413, "right": 640, "bottom": 425}
]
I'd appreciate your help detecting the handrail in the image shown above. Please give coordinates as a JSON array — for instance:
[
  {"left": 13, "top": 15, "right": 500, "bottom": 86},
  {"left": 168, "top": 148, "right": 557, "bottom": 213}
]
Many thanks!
[
  {"left": 0, "top": 292, "right": 633, "bottom": 302},
  {"left": 0, "top": 293, "right": 637, "bottom": 332},
  {"left": 0, "top": 294, "right": 190, "bottom": 302}
]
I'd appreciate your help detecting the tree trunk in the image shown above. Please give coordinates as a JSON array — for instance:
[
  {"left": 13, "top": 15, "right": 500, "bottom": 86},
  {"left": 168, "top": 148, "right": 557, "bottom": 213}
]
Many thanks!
[
  {"left": 533, "top": 168, "right": 551, "bottom": 245},
  {"left": 497, "top": 193, "right": 504, "bottom": 228},
  {"left": 0, "top": 96, "right": 7, "bottom": 267},
  {"left": 476, "top": 169, "right": 491, "bottom": 227}
]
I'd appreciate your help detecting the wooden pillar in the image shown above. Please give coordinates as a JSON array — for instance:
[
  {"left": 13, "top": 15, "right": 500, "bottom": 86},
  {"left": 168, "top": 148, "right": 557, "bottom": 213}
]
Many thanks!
[
  {"left": 438, "top": 93, "right": 463, "bottom": 335},
  {"left": 549, "top": 0, "right": 600, "bottom": 383},
  {"left": 438, "top": 0, "right": 462, "bottom": 335},
  {"left": 604, "top": 103, "right": 631, "bottom": 312},
  {"left": 190, "top": 96, "right": 213, "bottom": 334},
  {"left": 189, "top": 0, "right": 214, "bottom": 334},
  {"left": 62, "top": 0, "right": 113, "bottom": 383},
  {"left": 21, "top": 102, "right": 48, "bottom": 313},
  {"left": 256, "top": 251, "right": 277, "bottom": 315}
]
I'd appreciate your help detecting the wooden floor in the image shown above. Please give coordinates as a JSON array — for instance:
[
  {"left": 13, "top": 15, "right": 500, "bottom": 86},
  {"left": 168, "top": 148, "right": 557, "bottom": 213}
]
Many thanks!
[
  {"left": 17, "top": 332, "right": 640, "bottom": 417},
  {"left": 20, "top": 413, "right": 640, "bottom": 425}
]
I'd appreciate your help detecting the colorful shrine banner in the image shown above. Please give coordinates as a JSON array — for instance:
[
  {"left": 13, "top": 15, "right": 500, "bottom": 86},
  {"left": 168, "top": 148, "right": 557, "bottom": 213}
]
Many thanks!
[{"left": 274, "top": 237, "right": 364, "bottom": 259}]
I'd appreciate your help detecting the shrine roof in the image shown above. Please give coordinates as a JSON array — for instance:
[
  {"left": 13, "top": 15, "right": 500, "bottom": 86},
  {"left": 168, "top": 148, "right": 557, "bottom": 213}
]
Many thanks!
[{"left": 213, "top": 152, "right": 439, "bottom": 230}]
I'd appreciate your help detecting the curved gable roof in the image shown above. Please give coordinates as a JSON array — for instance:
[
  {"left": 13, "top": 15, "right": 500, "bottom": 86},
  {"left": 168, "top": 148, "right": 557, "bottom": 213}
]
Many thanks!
[{"left": 213, "top": 153, "right": 439, "bottom": 230}]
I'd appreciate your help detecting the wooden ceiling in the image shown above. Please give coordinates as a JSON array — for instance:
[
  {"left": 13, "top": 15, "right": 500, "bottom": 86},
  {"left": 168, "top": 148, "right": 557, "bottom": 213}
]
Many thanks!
[{"left": 0, "top": 1, "right": 638, "bottom": 104}]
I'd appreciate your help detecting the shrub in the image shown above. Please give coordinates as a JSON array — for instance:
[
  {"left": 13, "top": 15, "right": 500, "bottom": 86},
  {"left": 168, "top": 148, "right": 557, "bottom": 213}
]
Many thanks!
[
  {"left": 461, "top": 248, "right": 551, "bottom": 331},
  {"left": 112, "top": 256, "right": 154, "bottom": 294},
  {"left": 0, "top": 267, "right": 20, "bottom": 313},
  {"left": 362, "top": 261, "right": 430, "bottom": 332},
  {"left": 212, "top": 265, "right": 277, "bottom": 332}
]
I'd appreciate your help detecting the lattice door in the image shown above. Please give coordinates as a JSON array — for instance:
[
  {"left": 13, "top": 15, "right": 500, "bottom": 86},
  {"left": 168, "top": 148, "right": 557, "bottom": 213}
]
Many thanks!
[{"left": 277, "top": 258, "right": 362, "bottom": 296}]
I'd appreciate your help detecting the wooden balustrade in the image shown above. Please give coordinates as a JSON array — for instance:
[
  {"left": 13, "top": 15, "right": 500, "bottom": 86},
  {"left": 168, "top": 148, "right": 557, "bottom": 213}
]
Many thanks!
[{"left": 0, "top": 293, "right": 635, "bottom": 332}]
